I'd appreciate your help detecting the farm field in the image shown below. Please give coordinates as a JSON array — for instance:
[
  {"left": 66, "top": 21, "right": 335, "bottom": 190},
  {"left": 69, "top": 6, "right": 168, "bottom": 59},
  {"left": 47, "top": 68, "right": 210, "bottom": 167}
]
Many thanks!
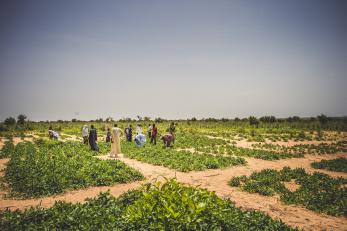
[{"left": 0, "top": 119, "right": 346, "bottom": 230}]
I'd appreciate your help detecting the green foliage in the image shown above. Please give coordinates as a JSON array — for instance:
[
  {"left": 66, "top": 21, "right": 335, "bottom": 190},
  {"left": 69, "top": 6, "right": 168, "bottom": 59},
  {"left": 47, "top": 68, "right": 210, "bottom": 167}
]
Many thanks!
[
  {"left": 17, "top": 114, "right": 27, "bottom": 125},
  {"left": 224, "top": 145, "right": 303, "bottom": 160},
  {"left": 229, "top": 167, "right": 347, "bottom": 216},
  {"left": 4, "top": 117, "right": 16, "bottom": 126},
  {"left": 175, "top": 133, "right": 227, "bottom": 149},
  {"left": 249, "top": 116, "right": 259, "bottom": 127},
  {"left": 0, "top": 141, "right": 15, "bottom": 158},
  {"left": 0, "top": 180, "right": 296, "bottom": 230},
  {"left": 317, "top": 114, "right": 328, "bottom": 125},
  {"left": 260, "top": 116, "right": 276, "bottom": 123},
  {"left": 311, "top": 157, "right": 347, "bottom": 173},
  {"left": 4, "top": 141, "right": 143, "bottom": 197},
  {"left": 122, "top": 142, "right": 245, "bottom": 172}
]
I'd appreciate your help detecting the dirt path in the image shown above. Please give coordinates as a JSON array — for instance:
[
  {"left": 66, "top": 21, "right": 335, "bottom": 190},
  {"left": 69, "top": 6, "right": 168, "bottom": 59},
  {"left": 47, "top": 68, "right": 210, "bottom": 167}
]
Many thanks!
[{"left": 1, "top": 153, "right": 346, "bottom": 230}]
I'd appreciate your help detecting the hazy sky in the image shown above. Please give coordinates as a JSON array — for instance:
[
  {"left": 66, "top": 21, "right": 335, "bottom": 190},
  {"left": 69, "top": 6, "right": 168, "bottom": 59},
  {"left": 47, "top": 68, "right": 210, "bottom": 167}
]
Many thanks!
[{"left": 1, "top": 0, "right": 346, "bottom": 121}]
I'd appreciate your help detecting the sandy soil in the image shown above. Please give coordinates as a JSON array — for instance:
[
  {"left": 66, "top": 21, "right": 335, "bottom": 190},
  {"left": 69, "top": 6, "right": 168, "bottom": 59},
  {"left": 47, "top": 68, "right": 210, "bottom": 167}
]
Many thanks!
[{"left": 0, "top": 137, "right": 346, "bottom": 230}]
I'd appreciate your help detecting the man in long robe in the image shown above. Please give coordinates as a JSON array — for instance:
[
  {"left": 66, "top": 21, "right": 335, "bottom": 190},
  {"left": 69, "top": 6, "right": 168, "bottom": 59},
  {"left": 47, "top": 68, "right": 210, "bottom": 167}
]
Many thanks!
[
  {"left": 110, "top": 124, "right": 122, "bottom": 158},
  {"left": 89, "top": 125, "right": 98, "bottom": 152}
]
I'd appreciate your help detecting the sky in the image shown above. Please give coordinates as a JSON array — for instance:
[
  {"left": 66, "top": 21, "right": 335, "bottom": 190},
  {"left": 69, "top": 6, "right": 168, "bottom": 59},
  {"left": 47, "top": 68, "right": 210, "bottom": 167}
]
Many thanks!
[{"left": 1, "top": 0, "right": 346, "bottom": 121}]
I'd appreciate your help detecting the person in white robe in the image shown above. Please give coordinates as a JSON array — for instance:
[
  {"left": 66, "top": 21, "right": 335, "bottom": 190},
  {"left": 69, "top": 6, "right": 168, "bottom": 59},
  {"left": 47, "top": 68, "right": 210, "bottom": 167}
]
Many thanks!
[
  {"left": 110, "top": 124, "right": 122, "bottom": 158},
  {"left": 82, "top": 125, "right": 89, "bottom": 144},
  {"left": 136, "top": 124, "right": 142, "bottom": 135}
]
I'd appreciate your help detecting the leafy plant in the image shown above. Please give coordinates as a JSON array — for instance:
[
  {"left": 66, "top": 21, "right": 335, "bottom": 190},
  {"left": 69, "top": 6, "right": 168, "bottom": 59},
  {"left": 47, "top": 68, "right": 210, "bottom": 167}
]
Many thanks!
[
  {"left": 229, "top": 167, "right": 347, "bottom": 216},
  {"left": 0, "top": 141, "right": 15, "bottom": 159},
  {"left": 4, "top": 141, "right": 143, "bottom": 197},
  {"left": 122, "top": 142, "right": 245, "bottom": 172},
  {"left": 0, "top": 180, "right": 297, "bottom": 230},
  {"left": 311, "top": 157, "right": 347, "bottom": 173}
]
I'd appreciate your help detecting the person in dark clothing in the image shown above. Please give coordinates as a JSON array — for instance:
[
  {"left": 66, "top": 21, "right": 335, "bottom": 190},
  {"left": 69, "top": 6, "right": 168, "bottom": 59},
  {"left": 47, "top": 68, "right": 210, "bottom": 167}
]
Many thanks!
[
  {"left": 89, "top": 125, "right": 99, "bottom": 152},
  {"left": 106, "top": 128, "right": 112, "bottom": 142},
  {"left": 125, "top": 125, "right": 133, "bottom": 141},
  {"left": 150, "top": 124, "right": 157, "bottom": 145}
]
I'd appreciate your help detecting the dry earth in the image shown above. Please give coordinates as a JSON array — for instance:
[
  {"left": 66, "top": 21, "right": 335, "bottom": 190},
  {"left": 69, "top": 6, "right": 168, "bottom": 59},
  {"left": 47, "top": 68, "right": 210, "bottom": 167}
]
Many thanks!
[{"left": 0, "top": 137, "right": 346, "bottom": 230}]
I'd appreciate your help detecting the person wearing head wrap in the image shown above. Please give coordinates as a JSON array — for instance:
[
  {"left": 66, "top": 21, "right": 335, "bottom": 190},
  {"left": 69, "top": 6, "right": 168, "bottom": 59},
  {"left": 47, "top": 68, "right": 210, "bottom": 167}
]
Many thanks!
[
  {"left": 110, "top": 124, "right": 122, "bottom": 158},
  {"left": 89, "top": 125, "right": 99, "bottom": 152},
  {"left": 82, "top": 125, "right": 89, "bottom": 145}
]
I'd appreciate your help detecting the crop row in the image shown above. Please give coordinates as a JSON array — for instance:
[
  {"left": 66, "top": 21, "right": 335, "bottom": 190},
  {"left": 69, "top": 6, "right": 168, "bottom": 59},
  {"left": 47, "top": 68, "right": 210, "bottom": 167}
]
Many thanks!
[
  {"left": 122, "top": 142, "right": 246, "bottom": 172},
  {"left": 0, "top": 179, "right": 296, "bottom": 230},
  {"left": 175, "top": 133, "right": 228, "bottom": 149},
  {"left": 4, "top": 141, "right": 143, "bottom": 197},
  {"left": 252, "top": 141, "right": 347, "bottom": 155},
  {"left": 195, "top": 145, "right": 303, "bottom": 160},
  {"left": 229, "top": 167, "right": 346, "bottom": 216},
  {"left": 311, "top": 157, "right": 347, "bottom": 173},
  {"left": 0, "top": 141, "right": 15, "bottom": 158}
]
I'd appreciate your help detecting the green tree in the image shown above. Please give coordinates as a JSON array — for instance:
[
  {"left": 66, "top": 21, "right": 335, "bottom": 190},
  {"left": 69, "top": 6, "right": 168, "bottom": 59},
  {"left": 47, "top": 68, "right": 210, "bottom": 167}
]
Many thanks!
[
  {"left": 249, "top": 116, "right": 259, "bottom": 127},
  {"left": 17, "top": 114, "right": 27, "bottom": 125},
  {"left": 4, "top": 117, "right": 16, "bottom": 126},
  {"left": 317, "top": 114, "right": 328, "bottom": 125}
]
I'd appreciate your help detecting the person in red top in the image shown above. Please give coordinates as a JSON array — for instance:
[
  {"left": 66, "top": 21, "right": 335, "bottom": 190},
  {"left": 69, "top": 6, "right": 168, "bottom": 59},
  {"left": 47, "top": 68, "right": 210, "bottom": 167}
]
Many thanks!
[{"left": 150, "top": 124, "right": 158, "bottom": 145}]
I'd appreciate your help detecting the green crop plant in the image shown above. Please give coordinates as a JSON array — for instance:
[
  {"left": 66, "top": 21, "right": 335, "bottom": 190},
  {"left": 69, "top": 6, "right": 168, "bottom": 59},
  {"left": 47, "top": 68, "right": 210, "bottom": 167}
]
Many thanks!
[
  {"left": 0, "top": 180, "right": 297, "bottom": 230},
  {"left": 4, "top": 141, "right": 143, "bottom": 198},
  {"left": 311, "top": 157, "right": 347, "bottom": 173},
  {"left": 0, "top": 141, "right": 15, "bottom": 159},
  {"left": 121, "top": 142, "right": 245, "bottom": 172},
  {"left": 229, "top": 167, "right": 347, "bottom": 216}
]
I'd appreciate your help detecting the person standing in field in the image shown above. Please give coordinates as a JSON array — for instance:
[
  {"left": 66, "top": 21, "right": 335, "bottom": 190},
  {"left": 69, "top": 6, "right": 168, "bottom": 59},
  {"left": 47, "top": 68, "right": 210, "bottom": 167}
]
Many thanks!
[
  {"left": 125, "top": 124, "right": 133, "bottom": 141},
  {"left": 110, "top": 124, "right": 122, "bottom": 158},
  {"left": 82, "top": 125, "right": 89, "bottom": 144},
  {"left": 150, "top": 124, "right": 157, "bottom": 145},
  {"left": 169, "top": 122, "right": 176, "bottom": 144},
  {"left": 136, "top": 124, "right": 142, "bottom": 135},
  {"left": 48, "top": 126, "right": 54, "bottom": 139},
  {"left": 106, "top": 128, "right": 112, "bottom": 143},
  {"left": 147, "top": 124, "right": 152, "bottom": 139},
  {"left": 89, "top": 125, "right": 99, "bottom": 152}
]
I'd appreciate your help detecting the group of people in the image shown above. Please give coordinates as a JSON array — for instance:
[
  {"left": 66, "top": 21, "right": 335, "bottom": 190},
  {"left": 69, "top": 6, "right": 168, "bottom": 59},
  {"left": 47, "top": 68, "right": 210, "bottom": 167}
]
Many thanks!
[
  {"left": 81, "top": 122, "right": 177, "bottom": 155},
  {"left": 46, "top": 122, "right": 177, "bottom": 158}
]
